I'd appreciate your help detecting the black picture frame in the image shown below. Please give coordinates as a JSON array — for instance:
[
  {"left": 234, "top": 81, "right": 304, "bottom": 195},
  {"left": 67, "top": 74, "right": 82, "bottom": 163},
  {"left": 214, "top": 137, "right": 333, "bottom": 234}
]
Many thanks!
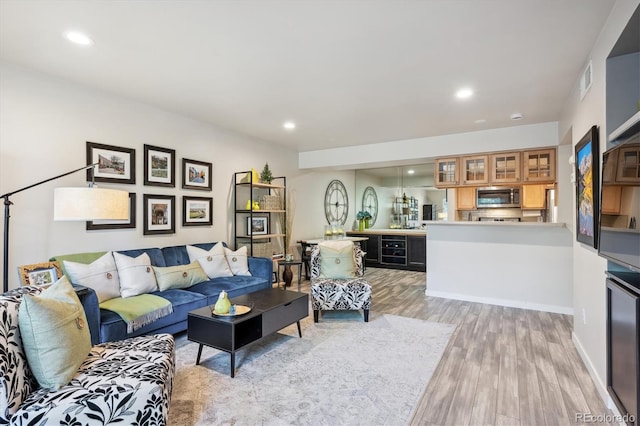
[
  {"left": 182, "top": 196, "right": 213, "bottom": 226},
  {"left": 86, "top": 192, "right": 136, "bottom": 230},
  {"left": 247, "top": 216, "right": 268, "bottom": 235},
  {"left": 143, "top": 194, "right": 175, "bottom": 235},
  {"left": 144, "top": 144, "right": 175, "bottom": 187},
  {"left": 182, "top": 158, "right": 212, "bottom": 191},
  {"left": 86, "top": 141, "right": 136, "bottom": 184},
  {"left": 575, "top": 125, "right": 600, "bottom": 248}
]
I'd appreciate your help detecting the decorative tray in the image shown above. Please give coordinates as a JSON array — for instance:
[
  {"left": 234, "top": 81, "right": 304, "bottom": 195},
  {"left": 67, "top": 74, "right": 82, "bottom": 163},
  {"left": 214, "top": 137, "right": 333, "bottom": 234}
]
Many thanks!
[{"left": 211, "top": 304, "right": 252, "bottom": 317}]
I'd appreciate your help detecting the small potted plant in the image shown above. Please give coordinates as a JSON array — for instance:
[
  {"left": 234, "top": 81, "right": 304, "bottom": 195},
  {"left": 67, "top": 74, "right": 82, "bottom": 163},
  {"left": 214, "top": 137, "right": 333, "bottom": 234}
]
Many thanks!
[{"left": 356, "top": 211, "right": 371, "bottom": 231}]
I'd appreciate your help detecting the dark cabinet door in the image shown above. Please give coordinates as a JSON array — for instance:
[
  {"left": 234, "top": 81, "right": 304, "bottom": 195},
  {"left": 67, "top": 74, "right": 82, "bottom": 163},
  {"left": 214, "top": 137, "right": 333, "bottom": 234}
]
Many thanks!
[
  {"left": 407, "top": 236, "right": 426, "bottom": 270},
  {"left": 607, "top": 277, "right": 639, "bottom": 425},
  {"left": 364, "top": 235, "right": 380, "bottom": 265}
]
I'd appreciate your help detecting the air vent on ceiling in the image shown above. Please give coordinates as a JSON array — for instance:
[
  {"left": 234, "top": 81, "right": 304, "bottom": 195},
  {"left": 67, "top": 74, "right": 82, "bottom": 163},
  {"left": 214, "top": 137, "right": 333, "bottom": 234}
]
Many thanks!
[{"left": 580, "top": 60, "right": 592, "bottom": 101}]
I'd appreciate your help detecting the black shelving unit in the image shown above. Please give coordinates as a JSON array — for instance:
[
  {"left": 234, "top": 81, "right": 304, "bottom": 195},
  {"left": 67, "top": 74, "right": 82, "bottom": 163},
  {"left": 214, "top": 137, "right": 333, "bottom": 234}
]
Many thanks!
[{"left": 233, "top": 171, "right": 286, "bottom": 257}]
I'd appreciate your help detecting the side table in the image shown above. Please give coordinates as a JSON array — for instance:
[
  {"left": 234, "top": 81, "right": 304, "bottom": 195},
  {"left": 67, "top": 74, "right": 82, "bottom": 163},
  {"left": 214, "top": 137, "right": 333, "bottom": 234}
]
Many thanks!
[{"left": 277, "top": 260, "right": 303, "bottom": 292}]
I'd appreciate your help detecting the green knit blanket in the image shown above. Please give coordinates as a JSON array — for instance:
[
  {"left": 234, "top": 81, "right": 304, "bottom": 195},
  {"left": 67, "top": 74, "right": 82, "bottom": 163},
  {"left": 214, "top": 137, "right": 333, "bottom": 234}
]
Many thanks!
[{"left": 100, "top": 294, "right": 173, "bottom": 333}]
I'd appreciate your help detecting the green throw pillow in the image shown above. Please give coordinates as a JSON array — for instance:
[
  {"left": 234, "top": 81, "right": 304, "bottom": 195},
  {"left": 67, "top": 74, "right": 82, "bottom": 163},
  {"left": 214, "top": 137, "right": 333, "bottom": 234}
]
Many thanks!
[
  {"left": 18, "top": 275, "right": 91, "bottom": 390},
  {"left": 153, "top": 261, "right": 209, "bottom": 291},
  {"left": 318, "top": 240, "right": 356, "bottom": 279}
]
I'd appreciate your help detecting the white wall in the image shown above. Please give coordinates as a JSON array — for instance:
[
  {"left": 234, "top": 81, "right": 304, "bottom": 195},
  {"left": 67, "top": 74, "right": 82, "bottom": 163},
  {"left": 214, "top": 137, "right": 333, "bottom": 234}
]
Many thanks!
[
  {"left": 299, "top": 121, "right": 560, "bottom": 169},
  {"left": 556, "top": 0, "right": 639, "bottom": 402},
  {"left": 0, "top": 62, "right": 300, "bottom": 290},
  {"left": 426, "top": 223, "right": 573, "bottom": 313}
]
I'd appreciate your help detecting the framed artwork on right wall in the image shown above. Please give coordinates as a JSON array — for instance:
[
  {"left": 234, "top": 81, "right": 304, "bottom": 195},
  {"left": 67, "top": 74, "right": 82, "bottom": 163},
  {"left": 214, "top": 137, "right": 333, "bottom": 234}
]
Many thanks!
[{"left": 575, "top": 125, "right": 599, "bottom": 249}]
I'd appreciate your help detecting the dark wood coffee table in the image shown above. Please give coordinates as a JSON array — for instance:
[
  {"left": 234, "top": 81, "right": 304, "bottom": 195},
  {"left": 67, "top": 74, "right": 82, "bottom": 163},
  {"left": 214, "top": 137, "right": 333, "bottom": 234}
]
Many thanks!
[{"left": 187, "top": 288, "right": 308, "bottom": 377}]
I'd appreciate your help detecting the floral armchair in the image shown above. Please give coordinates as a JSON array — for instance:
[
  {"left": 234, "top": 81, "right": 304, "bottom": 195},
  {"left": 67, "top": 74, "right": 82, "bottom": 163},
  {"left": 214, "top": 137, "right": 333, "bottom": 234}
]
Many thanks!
[{"left": 310, "top": 240, "right": 372, "bottom": 322}]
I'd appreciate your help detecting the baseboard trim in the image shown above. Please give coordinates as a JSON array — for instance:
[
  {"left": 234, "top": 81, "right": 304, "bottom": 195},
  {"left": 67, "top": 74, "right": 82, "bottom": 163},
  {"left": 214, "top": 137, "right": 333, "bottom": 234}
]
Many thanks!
[
  {"left": 425, "top": 289, "right": 573, "bottom": 315},
  {"left": 571, "top": 331, "right": 623, "bottom": 419}
]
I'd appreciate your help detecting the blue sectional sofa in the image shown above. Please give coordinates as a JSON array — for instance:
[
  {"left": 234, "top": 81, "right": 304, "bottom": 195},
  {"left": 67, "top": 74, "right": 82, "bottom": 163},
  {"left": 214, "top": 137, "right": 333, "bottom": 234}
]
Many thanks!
[{"left": 52, "top": 242, "right": 273, "bottom": 344}]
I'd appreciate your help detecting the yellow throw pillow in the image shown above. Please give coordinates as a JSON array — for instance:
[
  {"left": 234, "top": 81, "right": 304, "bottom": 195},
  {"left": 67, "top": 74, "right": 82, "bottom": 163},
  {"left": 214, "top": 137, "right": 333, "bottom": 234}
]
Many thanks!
[
  {"left": 318, "top": 240, "right": 356, "bottom": 279},
  {"left": 18, "top": 276, "right": 91, "bottom": 390},
  {"left": 153, "top": 262, "right": 209, "bottom": 291}
]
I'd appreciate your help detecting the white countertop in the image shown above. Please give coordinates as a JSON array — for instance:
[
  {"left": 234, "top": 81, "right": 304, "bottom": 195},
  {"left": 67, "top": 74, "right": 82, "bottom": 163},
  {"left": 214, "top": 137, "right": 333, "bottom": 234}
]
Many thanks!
[{"left": 424, "top": 221, "right": 566, "bottom": 228}]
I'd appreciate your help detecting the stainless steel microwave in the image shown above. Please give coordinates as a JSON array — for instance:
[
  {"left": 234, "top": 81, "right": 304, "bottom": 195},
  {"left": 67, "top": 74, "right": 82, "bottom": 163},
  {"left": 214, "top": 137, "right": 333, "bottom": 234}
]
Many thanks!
[{"left": 476, "top": 187, "right": 521, "bottom": 208}]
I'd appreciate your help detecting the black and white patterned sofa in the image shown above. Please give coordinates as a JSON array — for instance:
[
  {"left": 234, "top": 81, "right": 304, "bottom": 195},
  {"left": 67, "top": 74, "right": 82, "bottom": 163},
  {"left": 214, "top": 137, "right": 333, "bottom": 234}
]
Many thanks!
[
  {"left": 310, "top": 242, "right": 372, "bottom": 322},
  {"left": 0, "top": 286, "right": 175, "bottom": 425}
]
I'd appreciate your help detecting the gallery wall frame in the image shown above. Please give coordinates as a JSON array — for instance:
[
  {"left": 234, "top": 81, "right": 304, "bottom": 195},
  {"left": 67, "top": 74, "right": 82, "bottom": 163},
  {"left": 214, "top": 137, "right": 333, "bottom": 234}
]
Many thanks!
[
  {"left": 144, "top": 144, "right": 175, "bottom": 187},
  {"left": 86, "top": 141, "right": 136, "bottom": 184},
  {"left": 575, "top": 125, "right": 600, "bottom": 248},
  {"left": 86, "top": 192, "right": 136, "bottom": 230},
  {"left": 183, "top": 196, "right": 213, "bottom": 226},
  {"left": 18, "top": 261, "right": 62, "bottom": 287},
  {"left": 182, "top": 158, "right": 212, "bottom": 191},
  {"left": 143, "top": 194, "right": 175, "bottom": 235}
]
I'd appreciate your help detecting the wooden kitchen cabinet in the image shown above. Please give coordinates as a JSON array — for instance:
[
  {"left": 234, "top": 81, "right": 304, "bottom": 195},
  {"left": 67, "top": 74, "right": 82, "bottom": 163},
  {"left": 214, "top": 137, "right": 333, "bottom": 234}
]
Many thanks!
[
  {"left": 461, "top": 155, "right": 489, "bottom": 185},
  {"left": 601, "top": 185, "right": 622, "bottom": 214},
  {"left": 615, "top": 145, "right": 640, "bottom": 182},
  {"left": 490, "top": 152, "right": 521, "bottom": 184},
  {"left": 521, "top": 184, "right": 546, "bottom": 209},
  {"left": 457, "top": 187, "right": 476, "bottom": 210},
  {"left": 522, "top": 148, "right": 556, "bottom": 182},
  {"left": 435, "top": 157, "right": 459, "bottom": 187}
]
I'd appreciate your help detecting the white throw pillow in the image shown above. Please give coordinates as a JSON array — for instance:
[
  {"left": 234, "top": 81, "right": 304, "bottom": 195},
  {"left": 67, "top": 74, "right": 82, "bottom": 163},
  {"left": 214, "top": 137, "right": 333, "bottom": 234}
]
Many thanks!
[
  {"left": 224, "top": 246, "right": 252, "bottom": 276},
  {"left": 63, "top": 252, "right": 120, "bottom": 303},
  {"left": 113, "top": 252, "right": 158, "bottom": 298},
  {"left": 186, "top": 243, "right": 233, "bottom": 278}
]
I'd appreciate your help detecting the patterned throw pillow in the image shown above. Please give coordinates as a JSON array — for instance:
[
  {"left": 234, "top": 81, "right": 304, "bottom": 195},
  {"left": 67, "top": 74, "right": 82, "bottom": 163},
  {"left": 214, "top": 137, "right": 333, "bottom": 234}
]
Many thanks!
[
  {"left": 318, "top": 240, "right": 356, "bottom": 279},
  {"left": 153, "top": 262, "right": 209, "bottom": 291},
  {"left": 63, "top": 252, "right": 120, "bottom": 303},
  {"left": 224, "top": 246, "right": 252, "bottom": 276},
  {"left": 113, "top": 252, "right": 158, "bottom": 298},
  {"left": 186, "top": 243, "right": 233, "bottom": 278},
  {"left": 18, "top": 276, "right": 91, "bottom": 390}
]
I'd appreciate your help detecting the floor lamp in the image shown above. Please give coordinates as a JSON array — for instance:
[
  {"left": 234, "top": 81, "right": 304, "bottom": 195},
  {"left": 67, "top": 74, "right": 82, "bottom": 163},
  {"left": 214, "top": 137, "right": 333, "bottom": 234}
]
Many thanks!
[{"left": 1, "top": 163, "right": 129, "bottom": 293}]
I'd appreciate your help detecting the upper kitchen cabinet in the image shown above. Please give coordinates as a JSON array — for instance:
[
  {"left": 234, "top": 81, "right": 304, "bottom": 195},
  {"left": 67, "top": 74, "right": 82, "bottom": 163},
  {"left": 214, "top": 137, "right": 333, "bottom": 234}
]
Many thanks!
[
  {"left": 461, "top": 155, "right": 489, "bottom": 185},
  {"left": 616, "top": 144, "right": 640, "bottom": 182},
  {"left": 522, "top": 148, "right": 556, "bottom": 183},
  {"left": 435, "top": 157, "right": 460, "bottom": 187},
  {"left": 490, "top": 152, "right": 521, "bottom": 184}
]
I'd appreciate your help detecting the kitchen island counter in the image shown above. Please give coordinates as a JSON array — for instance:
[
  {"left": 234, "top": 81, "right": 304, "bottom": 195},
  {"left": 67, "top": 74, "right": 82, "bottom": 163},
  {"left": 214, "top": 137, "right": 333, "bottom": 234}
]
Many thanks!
[
  {"left": 425, "top": 221, "right": 572, "bottom": 314},
  {"left": 347, "top": 230, "right": 426, "bottom": 272}
]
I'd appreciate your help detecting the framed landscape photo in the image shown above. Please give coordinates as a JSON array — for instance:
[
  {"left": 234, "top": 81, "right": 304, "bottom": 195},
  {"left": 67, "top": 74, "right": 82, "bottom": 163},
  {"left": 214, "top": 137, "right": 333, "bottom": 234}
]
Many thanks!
[
  {"left": 182, "top": 158, "right": 212, "bottom": 191},
  {"left": 183, "top": 196, "right": 212, "bottom": 226},
  {"left": 86, "top": 192, "right": 136, "bottom": 230},
  {"left": 18, "top": 262, "right": 62, "bottom": 287},
  {"left": 143, "top": 194, "right": 175, "bottom": 235},
  {"left": 575, "top": 125, "right": 599, "bottom": 248},
  {"left": 86, "top": 141, "right": 136, "bottom": 184},
  {"left": 247, "top": 216, "right": 268, "bottom": 235},
  {"left": 144, "top": 144, "right": 175, "bottom": 187}
]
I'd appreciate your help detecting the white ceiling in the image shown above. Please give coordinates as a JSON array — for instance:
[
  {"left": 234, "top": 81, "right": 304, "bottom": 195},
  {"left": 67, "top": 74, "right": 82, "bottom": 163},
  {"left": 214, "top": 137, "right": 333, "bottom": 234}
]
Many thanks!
[{"left": 0, "top": 0, "right": 616, "bottom": 153}]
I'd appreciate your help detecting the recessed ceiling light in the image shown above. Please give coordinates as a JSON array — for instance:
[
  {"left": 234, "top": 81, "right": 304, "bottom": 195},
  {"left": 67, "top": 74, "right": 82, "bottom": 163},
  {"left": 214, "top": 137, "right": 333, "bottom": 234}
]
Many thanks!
[
  {"left": 407, "top": 169, "right": 415, "bottom": 175},
  {"left": 64, "top": 30, "right": 94, "bottom": 46},
  {"left": 510, "top": 113, "right": 524, "bottom": 120},
  {"left": 283, "top": 121, "right": 296, "bottom": 130},
  {"left": 455, "top": 88, "right": 473, "bottom": 99},
  {"left": 474, "top": 119, "right": 487, "bottom": 124}
]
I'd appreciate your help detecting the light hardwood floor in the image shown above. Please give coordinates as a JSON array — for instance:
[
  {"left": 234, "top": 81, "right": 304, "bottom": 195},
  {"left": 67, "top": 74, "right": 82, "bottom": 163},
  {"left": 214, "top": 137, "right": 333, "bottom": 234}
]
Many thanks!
[{"left": 292, "top": 267, "right": 614, "bottom": 426}]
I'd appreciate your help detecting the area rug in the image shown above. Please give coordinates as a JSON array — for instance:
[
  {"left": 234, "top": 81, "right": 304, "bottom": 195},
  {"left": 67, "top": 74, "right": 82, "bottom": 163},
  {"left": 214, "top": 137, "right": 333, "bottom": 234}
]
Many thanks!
[{"left": 168, "top": 312, "right": 455, "bottom": 425}]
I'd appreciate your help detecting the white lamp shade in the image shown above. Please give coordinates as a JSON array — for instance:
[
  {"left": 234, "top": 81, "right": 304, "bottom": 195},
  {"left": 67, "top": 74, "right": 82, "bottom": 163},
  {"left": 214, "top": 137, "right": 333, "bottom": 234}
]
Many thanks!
[{"left": 54, "top": 187, "right": 129, "bottom": 221}]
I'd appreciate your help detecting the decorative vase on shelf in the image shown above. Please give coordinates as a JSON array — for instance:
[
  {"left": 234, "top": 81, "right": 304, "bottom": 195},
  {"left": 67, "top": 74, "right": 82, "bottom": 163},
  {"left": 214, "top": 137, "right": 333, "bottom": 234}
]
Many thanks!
[
  {"left": 365, "top": 218, "right": 371, "bottom": 229},
  {"left": 358, "top": 219, "right": 365, "bottom": 231},
  {"left": 213, "top": 290, "right": 231, "bottom": 314}
]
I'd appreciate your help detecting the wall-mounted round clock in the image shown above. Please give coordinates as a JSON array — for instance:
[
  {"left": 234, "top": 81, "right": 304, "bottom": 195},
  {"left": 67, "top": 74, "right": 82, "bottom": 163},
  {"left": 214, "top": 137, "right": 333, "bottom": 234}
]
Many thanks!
[
  {"left": 362, "top": 186, "right": 378, "bottom": 226},
  {"left": 324, "top": 179, "right": 349, "bottom": 225}
]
